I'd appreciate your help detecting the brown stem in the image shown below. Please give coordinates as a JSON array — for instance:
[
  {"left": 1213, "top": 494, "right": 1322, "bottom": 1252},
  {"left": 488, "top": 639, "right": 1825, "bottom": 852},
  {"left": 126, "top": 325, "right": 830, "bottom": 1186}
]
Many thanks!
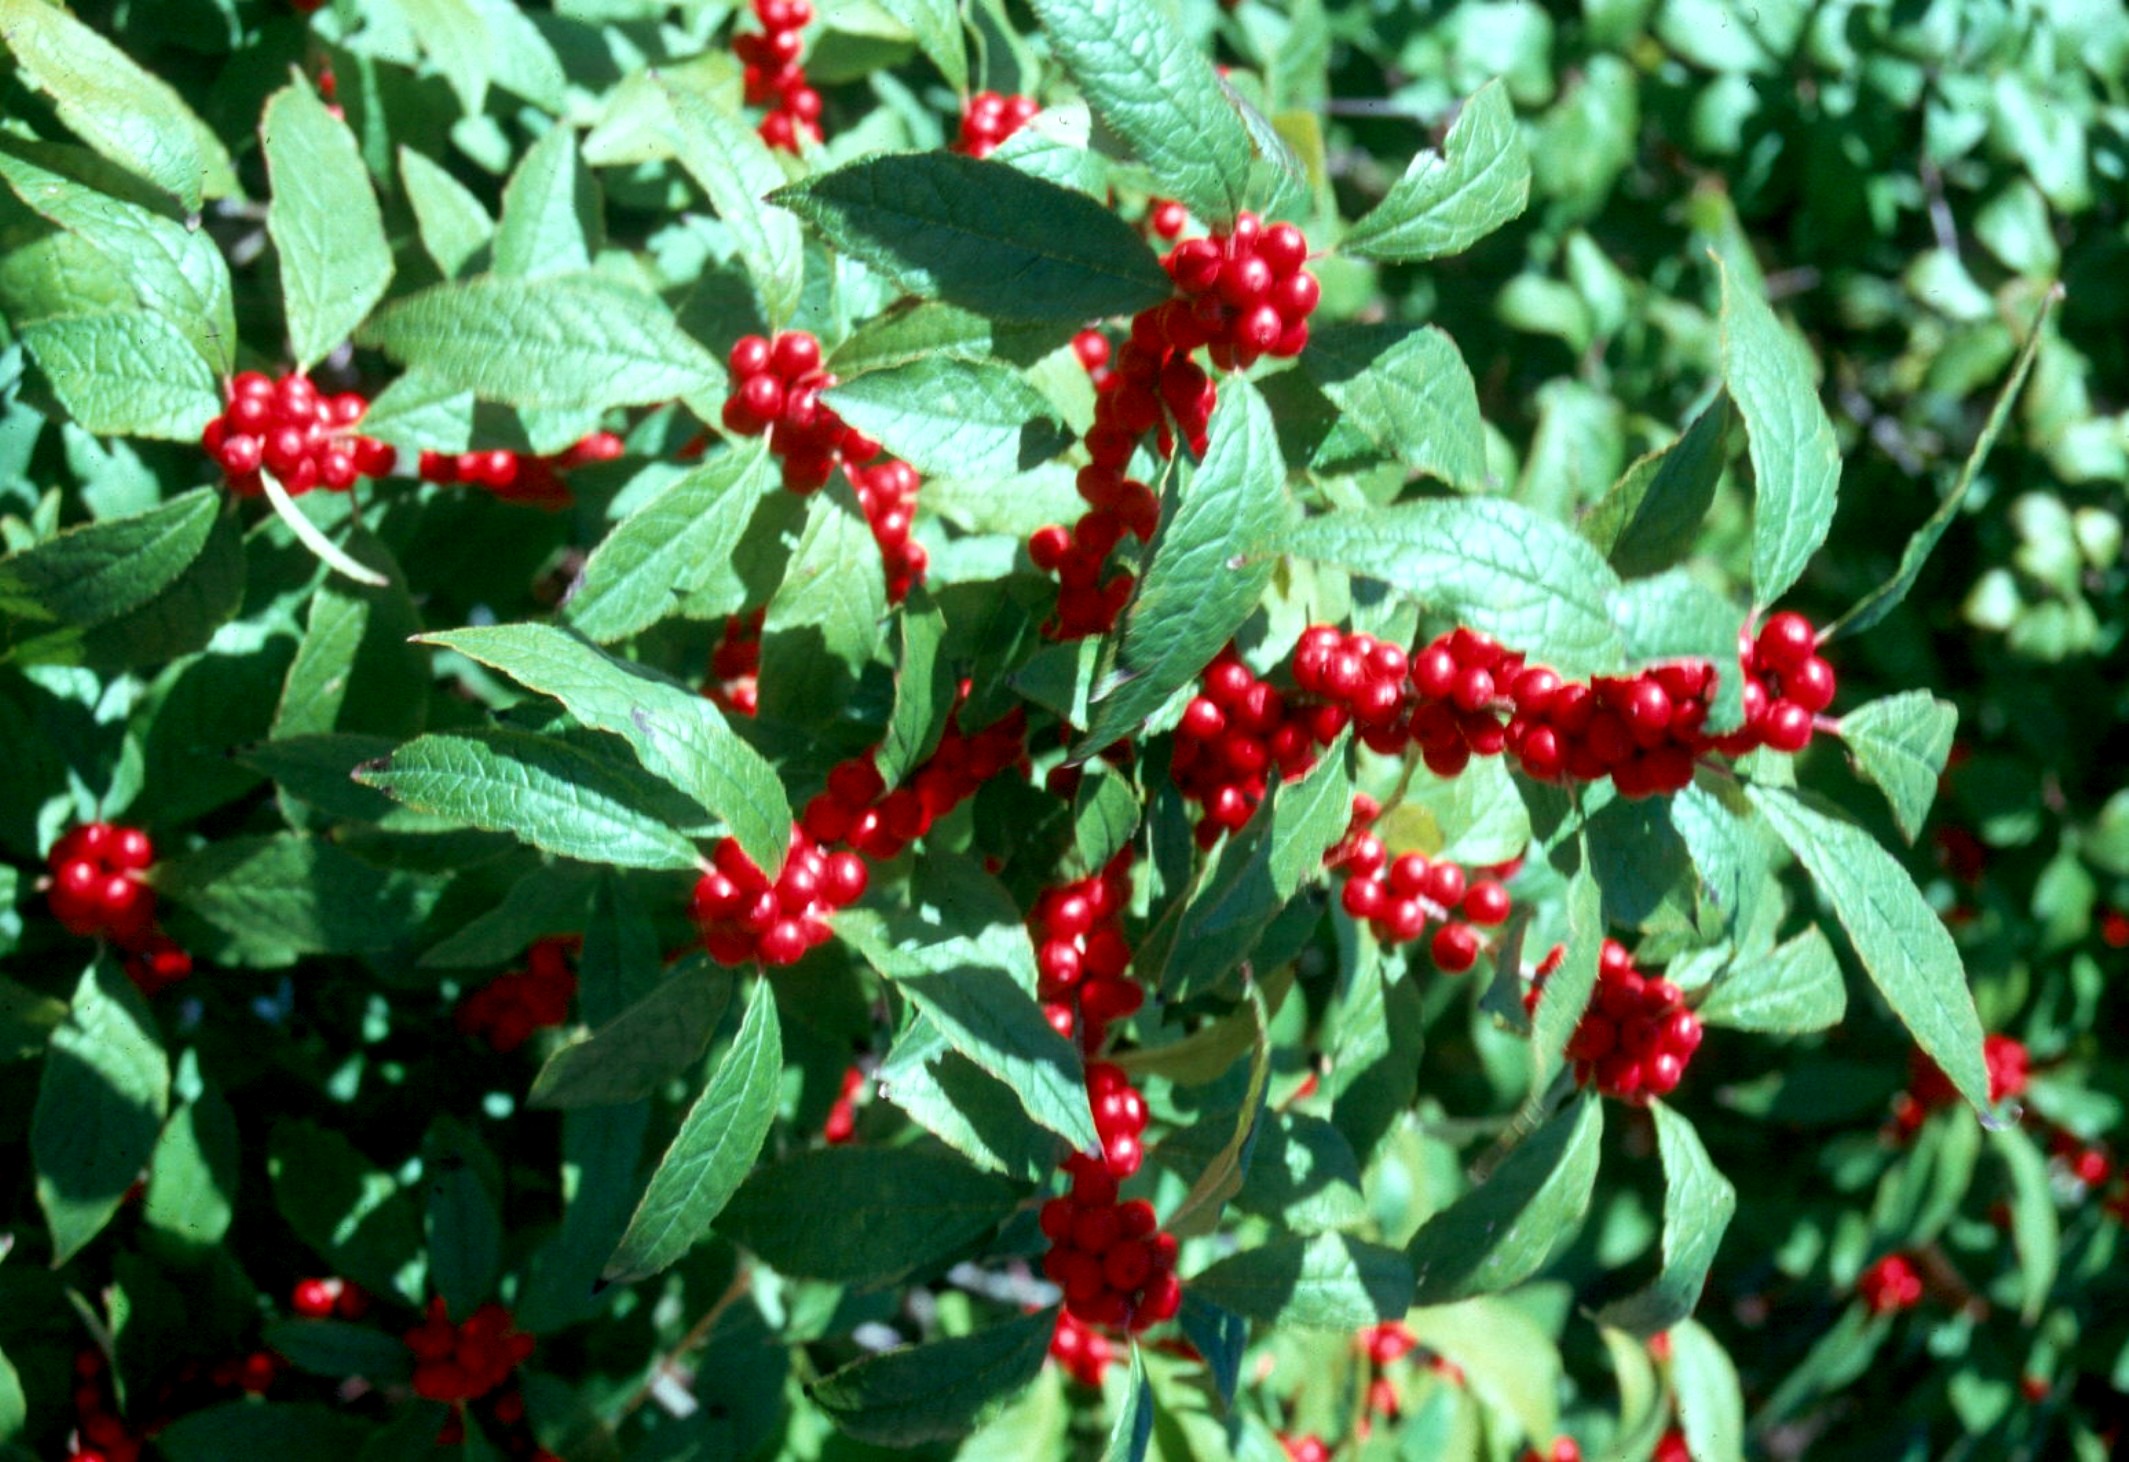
[{"left": 613, "top": 1265, "right": 753, "bottom": 1423}]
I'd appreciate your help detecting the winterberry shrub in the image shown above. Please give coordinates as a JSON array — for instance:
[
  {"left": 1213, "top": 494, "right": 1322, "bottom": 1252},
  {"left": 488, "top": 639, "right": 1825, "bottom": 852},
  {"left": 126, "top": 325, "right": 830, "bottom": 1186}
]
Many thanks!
[{"left": 0, "top": 1, "right": 2121, "bottom": 1460}]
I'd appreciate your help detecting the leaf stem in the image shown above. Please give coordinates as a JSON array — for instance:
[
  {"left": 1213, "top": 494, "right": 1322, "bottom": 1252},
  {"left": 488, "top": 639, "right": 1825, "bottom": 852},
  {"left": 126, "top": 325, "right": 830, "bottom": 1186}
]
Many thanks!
[{"left": 261, "top": 470, "right": 389, "bottom": 587}]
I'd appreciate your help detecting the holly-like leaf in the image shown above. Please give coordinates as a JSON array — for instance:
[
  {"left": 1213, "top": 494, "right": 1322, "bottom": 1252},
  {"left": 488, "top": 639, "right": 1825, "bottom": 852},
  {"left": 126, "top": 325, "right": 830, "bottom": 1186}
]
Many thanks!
[
  {"left": 1079, "top": 376, "right": 1290, "bottom": 756},
  {"left": 1407, "top": 1093, "right": 1602, "bottom": 1304},
  {"left": 359, "top": 274, "right": 722, "bottom": 412},
  {"left": 1717, "top": 254, "right": 1841, "bottom": 606},
  {"left": 354, "top": 729, "right": 707, "bottom": 872},
  {"left": 1022, "top": 0, "right": 1257, "bottom": 225},
  {"left": 775, "top": 154, "right": 1172, "bottom": 325},
  {"left": 19, "top": 312, "right": 219, "bottom": 440},
  {"left": 420, "top": 623, "right": 793, "bottom": 878},
  {"left": 1299, "top": 323, "right": 1488, "bottom": 489},
  {"left": 31, "top": 961, "right": 170, "bottom": 1264},
  {"left": 1832, "top": 691, "right": 1958, "bottom": 843},
  {"left": 661, "top": 79, "right": 803, "bottom": 326},
  {"left": 603, "top": 975, "right": 782, "bottom": 1282},
  {"left": 1594, "top": 1102, "right": 1736, "bottom": 1335},
  {"left": 1582, "top": 393, "right": 1733, "bottom": 577},
  {"left": 1748, "top": 786, "right": 1989, "bottom": 1109},
  {"left": 1345, "top": 83, "right": 1530, "bottom": 262},
  {"left": 1186, "top": 1232, "right": 1412, "bottom": 1330},
  {"left": 1290, "top": 497, "right": 1625, "bottom": 678},
  {"left": 262, "top": 81, "right": 393, "bottom": 369},
  {"left": 811, "top": 1308, "right": 1053, "bottom": 1446},
  {"left": 1696, "top": 927, "right": 1846, "bottom": 1033},
  {"left": 825, "top": 356, "right": 1072, "bottom": 480}
]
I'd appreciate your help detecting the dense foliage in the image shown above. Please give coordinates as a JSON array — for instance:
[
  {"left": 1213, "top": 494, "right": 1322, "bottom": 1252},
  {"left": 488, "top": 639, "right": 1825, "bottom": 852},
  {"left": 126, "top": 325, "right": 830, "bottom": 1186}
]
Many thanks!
[{"left": 1, "top": 1, "right": 2124, "bottom": 1461}]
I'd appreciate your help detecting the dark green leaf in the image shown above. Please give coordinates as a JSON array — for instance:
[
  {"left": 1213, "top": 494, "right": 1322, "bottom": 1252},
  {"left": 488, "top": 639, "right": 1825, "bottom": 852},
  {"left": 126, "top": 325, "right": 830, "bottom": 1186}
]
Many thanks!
[
  {"left": 1101, "top": 1346, "right": 1153, "bottom": 1462},
  {"left": 812, "top": 1308, "right": 1053, "bottom": 1446},
  {"left": 157, "top": 834, "right": 447, "bottom": 965},
  {"left": 268, "top": 1120, "right": 424, "bottom": 1300},
  {"left": 153, "top": 1403, "right": 372, "bottom": 1462},
  {"left": 878, "top": 587, "right": 953, "bottom": 787},
  {"left": 1072, "top": 764, "right": 1140, "bottom": 874},
  {"left": 1186, "top": 1232, "right": 1412, "bottom": 1330},
  {"left": 424, "top": 1124, "right": 501, "bottom": 1317},
  {"left": 1530, "top": 852, "right": 1604, "bottom": 1095},
  {"left": 1594, "top": 1102, "right": 1735, "bottom": 1335},
  {"left": 1299, "top": 324, "right": 1487, "bottom": 489},
  {"left": 263, "top": 1320, "right": 414, "bottom": 1382},
  {"left": 19, "top": 312, "right": 219, "bottom": 439},
  {"left": 529, "top": 964, "right": 733, "bottom": 1110},
  {"left": 1582, "top": 393, "right": 1733, "bottom": 577},
  {"left": 1407, "top": 1094, "right": 1602, "bottom": 1304}
]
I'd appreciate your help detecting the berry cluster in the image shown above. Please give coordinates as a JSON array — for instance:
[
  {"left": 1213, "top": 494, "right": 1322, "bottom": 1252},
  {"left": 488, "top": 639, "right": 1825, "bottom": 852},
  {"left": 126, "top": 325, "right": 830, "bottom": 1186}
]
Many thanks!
[
  {"left": 1170, "top": 648, "right": 1323, "bottom": 845},
  {"left": 691, "top": 826, "right": 869, "bottom": 968},
  {"left": 735, "top": 0, "right": 821, "bottom": 151},
  {"left": 67, "top": 1350, "right": 143, "bottom": 1462},
  {"left": 1857, "top": 1252, "right": 1924, "bottom": 1314},
  {"left": 1327, "top": 820, "right": 1511, "bottom": 972},
  {"left": 455, "top": 937, "right": 580, "bottom": 1053},
  {"left": 404, "top": 1299, "right": 536, "bottom": 1403},
  {"left": 1038, "top": 1157, "right": 1181, "bottom": 1333},
  {"left": 705, "top": 608, "right": 764, "bottom": 717},
  {"left": 801, "top": 701, "right": 1029, "bottom": 859},
  {"left": 954, "top": 91, "right": 1039, "bottom": 157},
  {"left": 1087, "top": 1060, "right": 1151, "bottom": 1177},
  {"left": 1048, "top": 1308, "right": 1119, "bottom": 1388},
  {"left": 200, "top": 371, "right": 393, "bottom": 497},
  {"left": 1358, "top": 1319, "right": 1418, "bottom": 1422},
  {"left": 290, "top": 1276, "right": 370, "bottom": 1320},
  {"left": 1734, "top": 611, "right": 1838, "bottom": 753},
  {"left": 1541, "top": 940, "right": 1704, "bottom": 1102},
  {"left": 1653, "top": 1432, "right": 1692, "bottom": 1462},
  {"left": 1030, "top": 214, "right": 1319, "bottom": 638},
  {"left": 415, "top": 432, "right": 622, "bottom": 510},
  {"left": 47, "top": 823, "right": 192, "bottom": 993},
  {"left": 1031, "top": 854, "right": 1142, "bottom": 1050},
  {"left": 823, "top": 1064, "right": 865, "bottom": 1144},
  {"left": 1892, "top": 1033, "right": 2029, "bottom": 1137},
  {"left": 723, "top": 331, "right": 926, "bottom": 602}
]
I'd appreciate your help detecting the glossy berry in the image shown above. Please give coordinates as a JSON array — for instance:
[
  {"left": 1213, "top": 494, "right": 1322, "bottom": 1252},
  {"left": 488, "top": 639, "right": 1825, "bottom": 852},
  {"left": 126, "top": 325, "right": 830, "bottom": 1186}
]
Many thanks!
[
  {"left": 404, "top": 1298, "right": 535, "bottom": 1401},
  {"left": 956, "top": 90, "right": 1040, "bottom": 157},
  {"left": 693, "top": 825, "right": 866, "bottom": 968},
  {"left": 455, "top": 937, "right": 579, "bottom": 1053},
  {"left": 1857, "top": 1252, "right": 1923, "bottom": 1314},
  {"left": 1540, "top": 940, "right": 1704, "bottom": 1102},
  {"left": 201, "top": 371, "right": 393, "bottom": 499},
  {"left": 46, "top": 822, "right": 162, "bottom": 951}
]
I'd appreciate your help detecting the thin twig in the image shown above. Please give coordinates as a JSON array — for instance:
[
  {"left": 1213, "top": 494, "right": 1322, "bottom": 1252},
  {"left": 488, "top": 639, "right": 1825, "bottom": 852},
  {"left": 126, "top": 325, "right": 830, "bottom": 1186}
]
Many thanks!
[{"left": 614, "top": 1265, "right": 753, "bottom": 1424}]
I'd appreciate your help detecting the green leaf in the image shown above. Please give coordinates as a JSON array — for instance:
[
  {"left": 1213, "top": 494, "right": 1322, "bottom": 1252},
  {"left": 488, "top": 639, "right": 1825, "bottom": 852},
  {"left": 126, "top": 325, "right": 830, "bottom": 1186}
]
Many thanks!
[
  {"left": 1022, "top": 0, "right": 1256, "bottom": 225},
  {"left": 1157, "top": 988, "right": 1274, "bottom": 1237},
  {"left": 1605, "top": 568, "right": 1747, "bottom": 732},
  {"left": 359, "top": 274, "right": 722, "bottom": 412},
  {"left": 1344, "top": 83, "right": 1531, "bottom": 262},
  {"left": 1232, "top": 1112, "right": 1370, "bottom": 1234},
  {"left": 1717, "top": 253, "right": 1841, "bottom": 606},
  {"left": 878, "top": 587, "right": 953, "bottom": 786},
  {"left": 0, "top": 1345, "right": 25, "bottom": 1444},
  {"left": 1594, "top": 1102, "right": 1736, "bottom": 1335},
  {"left": 812, "top": 1308, "right": 1053, "bottom": 1446},
  {"left": 1582, "top": 393, "right": 1733, "bottom": 577},
  {"left": 1100, "top": 1347, "right": 1154, "bottom": 1462},
  {"left": 156, "top": 834, "right": 447, "bottom": 965},
  {"left": 1386, "top": 753, "right": 1532, "bottom": 866},
  {"left": 1186, "top": 1232, "right": 1412, "bottom": 1330},
  {"left": 1073, "top": 764, "right": 1140, "bottom": 874},
  {"left": 1670, "top": 1319, "right": 1745, "bottom": 1462},
  {"left": 1289, "top": 497, "right": 1625, "bottom": 678},
  {"left": 0, "top": 976, "right": 66, "bottom": 1063},
  {"left": 1407, "top": 1094, "right": 1602, "bottom": 1304},
  {"left": 154, "top": 1403, "right": 372, "bottom": 1462},
  {"left": 661, "top": 79, "right": 803, "bottom": 326},
  {"left": 758, "top": 485, "right": 889, "bottom": 727},
  {"left": 354, "top": 728, "right": 706, "bottom": 872},
  {"left": 877, "top": 1019, "right": 1061, "bottom": 1183},
  {"left": 424, "top": 1127, "right": 502, "bottom": 1317},
  {"left": 31, "top": 960, "right": 170, "bottom": 1264},
  {"left": 1991, "top": 1125, "right": 2058, "bottom": 1323},
  {"left": 603, "top": 976, "right": 782, "bottom": 1283},
  {"left": 1832, "top": 691, "right": 1958, "bottom": 843},
  {"left": 839, "top": 912, "right": 1098, "bottom": 1150},
  {"left": 1695, "top": 927, "right": 1846, "bottom": 1033},
  {"left": 1409, "top": 1299, "right": 1562, "bottom": 1444},
  {"left": 775, "top": 154, "right": 1172, "bottom": 325},
  {"left": 272, "top": 529, "right": 427, "bottom": 740},
  {"left": 263, "top": 81, "right": 394, "bottom": 369},
  {"left": 491, "top": 123, "right": 596, "bottom": 280},
  {"left": 1080, "top": 377, "right": 1290, "bottom": 755},
  {"left": 0, "top": 0, "right": 236, "bottom": 211},
  {"left": 400, "top": 0, "right": 490, "bottom": 114},
  {"left": 715, "top": 1146, "right": 1024, "bottom": 1284},
  {"left": 0, "top": 486, "right": 218, "bottom": 636},
  {"left": 871, "top": 0, "right": 969, "bottom": 92},
  {"left": 421, "top": 623, "right": 792, "bottom": 878},
  {"left": 142, "top": 1086, "right": 239, "bottom": 1256},
  {"left": 268, "top": 1120, "right": 424, "bottom": 1301},
  {"left": 567, "top": 443, "right": 778, "bottom": 643},
  {"left": 263, "top": 1320, "right": 414, "bottom": 1383},
  {"left": 1747, "top": 785, "right": 1988, "bottom": 1109},
  {"left": 1829, "top": 287, "right": 2057, "bottom": 640},
  {"left": 529, "top": 964, "right": 733, "bottom": 1110},
  {"left": 824, "top": 356, "right": 1072, "bottom": 479},
  {"left": 20, "top": 312, "right": 219, "bottom": 439},
  {"left": 1299, "top": 324, "right": 1488, "bottom": 489},
  {"left": 1530, "top": 851, "right": 1604, "bottom": 1095},
  {"left": 399, "top": 147, "right": 493, "bottom": 279}
]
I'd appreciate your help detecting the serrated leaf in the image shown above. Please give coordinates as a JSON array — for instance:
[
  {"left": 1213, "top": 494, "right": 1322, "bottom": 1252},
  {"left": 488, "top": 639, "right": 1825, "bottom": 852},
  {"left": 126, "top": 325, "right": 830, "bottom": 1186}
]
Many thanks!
[
  {"left": 263, "top": 82, "right": 393, "bottom": 369},
  {"left": 1023, "top": 0, "right": 1256, "bottom": 224},
  {"left": 714, "top": 1146, "right": 1024, "bottom": 1284},
  {"left": 1696, "top": 927, "right": 1845, "bottom": 1033},
  {"left": 1289, "top": 498, "right": 1625, "bottom": 678},
  {"left": 812, "top": 1308, "right": 1052, "bottom": 1446},
  {"left": 1594, "top": 1102, "right": 1735, "bottom": 1335},
  {"left": 20, "top": 312, "right": 219, "bottom": 439},
  {"left": 529, "top": 965, "right": 732, "bottom": 1110},
  {"left": 0, "top": 0, "right": 235, "bottom": 211},
  {"left": 399, "top": 148, "right": 493, "bottom": 280},
  {"left": 1384, "top": 755, "right": 1531, "bottom": 866},
  {"left": 1186, "top": 1232, "right": 1412, "bottom": 1330},
  {"left": 1299, "top": 324, "right": 1487, "bottom": 489},
  {"left": 155, "top": 834, "right": 447, "bottom": 964},
  {"left": 1833, "top": 691, "right": 1957, "bottom": 843},
  {"left": 775, "top": 154, "right": 1172, "bottom": 325},
  {"left": 1407, "top": 1093, "right": 1601, "bottom": 1304},
  {"left": 824, "top": 356, "right": 1072, "bottom": 479},
  {"left": 420, "top": 623, "right": 792, "bottom": 877},
  {"left": 31, "top": 961, "right": 169, "bottom": 1264},
  {"left": 0, "top": 486, "right": 218, "bottom": 633},
  {"left": 354, "top": 728, "right": 706, "bottom": 872},
  {"left": 1080, "top": 377, "right": 1289, "bottom": 756},
  {"left": 401, "top": 0, "right": 490, "bottom": 115},
  {"left": 603, "top": 975, "right": 781, "bottom": 1282},
  {"left": 1582, "top": 393, "right": 1732, "bottom": 577},
  {"left": 1717, "top": 254, "right": 1841, "bottom": 606},
  {"left": 1671, "top": 780, "right": 1770, "bottom": 944},
  {"left": 1605, "top": 568, "right": 1747, "bottom": 732},
  {"left": 877, "top": 1019, "right": 1060, "bottom": 1181},
  {"left": 1345, "top": 82, "right": 1530, "bottom": 262},
  {"left": 661, "top": 79, "right": 803, "bottom": 326},
  {"left": 1073, "top": 764, "right": 1140, "bottom": 873},
  {"left": 491, "top": 123, "right": 596, "bottom": 280},
  {"left": 870, "top": 0, "right": 968, "bottom": 92},
  {"left": 1747, "top": 785, "right": 1988, "bottom": 1109},
  {"left": 359, "top": 274, "right": 721, "bottom": 412}
]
